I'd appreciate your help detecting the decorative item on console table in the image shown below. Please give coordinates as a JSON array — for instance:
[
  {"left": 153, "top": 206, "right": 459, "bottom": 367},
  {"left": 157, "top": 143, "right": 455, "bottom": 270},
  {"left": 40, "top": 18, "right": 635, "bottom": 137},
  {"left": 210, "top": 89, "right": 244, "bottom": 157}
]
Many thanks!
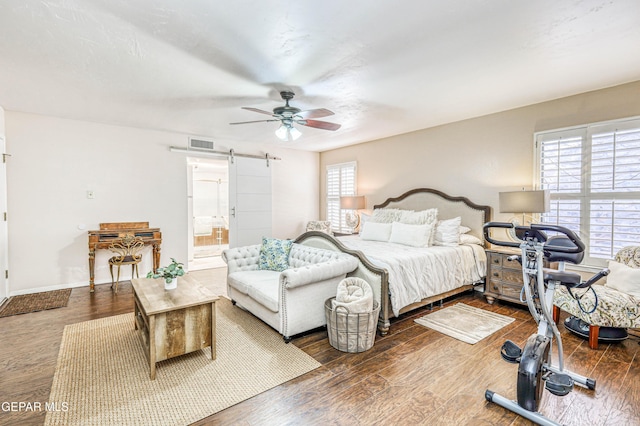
[{"left": 146, "top": 258, "right": 185, "bottom": 290}]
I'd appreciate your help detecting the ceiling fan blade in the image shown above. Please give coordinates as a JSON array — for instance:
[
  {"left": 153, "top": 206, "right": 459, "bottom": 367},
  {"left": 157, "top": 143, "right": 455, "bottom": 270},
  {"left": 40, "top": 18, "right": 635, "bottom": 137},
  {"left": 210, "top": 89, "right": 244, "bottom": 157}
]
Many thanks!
[
  {"left": 298, "top": 119, "right": 341, "bottom": 131},
  {"left": 230, "top": 119, "right": 281, "bottom": 125},
  {"left": 296, "top": 108, "right": 334, "bottom": 119},
  {"left": 241, "top": 106, "right": 276, "bottom": 116}
]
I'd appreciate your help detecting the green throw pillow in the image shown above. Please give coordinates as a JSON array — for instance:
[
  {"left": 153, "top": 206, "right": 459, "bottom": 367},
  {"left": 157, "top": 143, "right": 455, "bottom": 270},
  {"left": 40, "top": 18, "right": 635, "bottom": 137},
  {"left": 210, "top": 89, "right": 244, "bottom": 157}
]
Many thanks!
[{"left": 258, "top": 237, "right": 293, "bottom": 272}]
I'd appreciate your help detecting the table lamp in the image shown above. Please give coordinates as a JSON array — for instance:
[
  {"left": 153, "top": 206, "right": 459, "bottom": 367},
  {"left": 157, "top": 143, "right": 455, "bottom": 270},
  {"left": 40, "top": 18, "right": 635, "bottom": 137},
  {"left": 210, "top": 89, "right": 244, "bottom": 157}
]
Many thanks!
[
  {"left": 499, "top": 189, "right": 550, "bottom": 240},
  {"left": 340, "top": 195, "right": 365, "bottom": 233}
]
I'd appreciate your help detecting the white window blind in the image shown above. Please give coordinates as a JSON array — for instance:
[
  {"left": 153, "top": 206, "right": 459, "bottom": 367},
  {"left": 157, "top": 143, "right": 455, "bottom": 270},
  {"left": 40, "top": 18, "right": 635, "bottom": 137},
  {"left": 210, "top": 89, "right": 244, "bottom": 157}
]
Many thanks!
[
  {"left": 536, "top": 117, "right": 640, "bottom": 266},
  {"left": 326, "top": 162, "right": 356, "bottom": 233}
]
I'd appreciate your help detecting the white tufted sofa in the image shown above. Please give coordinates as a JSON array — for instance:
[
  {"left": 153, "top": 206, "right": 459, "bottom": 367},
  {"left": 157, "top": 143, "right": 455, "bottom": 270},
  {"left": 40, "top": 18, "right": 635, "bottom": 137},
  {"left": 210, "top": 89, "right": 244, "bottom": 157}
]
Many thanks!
[{"left": 222, "top": 243, "right": 359, "bottom": 342}]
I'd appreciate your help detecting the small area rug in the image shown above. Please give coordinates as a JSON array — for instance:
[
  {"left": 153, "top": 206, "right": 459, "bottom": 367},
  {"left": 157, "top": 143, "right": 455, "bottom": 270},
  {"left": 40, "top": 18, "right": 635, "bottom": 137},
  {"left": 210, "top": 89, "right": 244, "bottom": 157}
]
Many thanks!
[
  {"left": 45, "top": 298, "right": 321, "bottom": 426},
  {"left": 0, "top": 288, "right": 72, "bottom": 318},
  {"left": 414, "top": 302, "right": 515, "bottom": 344}
]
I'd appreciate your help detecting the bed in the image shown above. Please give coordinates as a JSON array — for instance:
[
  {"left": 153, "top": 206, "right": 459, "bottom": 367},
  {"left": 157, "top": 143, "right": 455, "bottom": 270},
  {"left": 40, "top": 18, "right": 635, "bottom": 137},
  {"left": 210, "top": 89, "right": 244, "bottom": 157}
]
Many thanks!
[{"left": 294, "top": 187, "right": 492, "bottom": 335}]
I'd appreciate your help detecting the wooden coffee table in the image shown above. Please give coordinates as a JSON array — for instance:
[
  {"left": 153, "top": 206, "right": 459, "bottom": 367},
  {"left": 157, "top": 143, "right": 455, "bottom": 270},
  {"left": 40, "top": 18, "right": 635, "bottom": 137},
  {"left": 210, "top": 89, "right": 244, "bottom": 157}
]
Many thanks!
[{"left": 131, "top": 274, "right": 219, "bottom": 380}]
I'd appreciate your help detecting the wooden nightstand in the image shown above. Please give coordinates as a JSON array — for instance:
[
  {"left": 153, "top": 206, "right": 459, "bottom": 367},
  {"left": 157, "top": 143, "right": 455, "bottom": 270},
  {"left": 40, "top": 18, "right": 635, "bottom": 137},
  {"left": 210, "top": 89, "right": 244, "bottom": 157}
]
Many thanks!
[{"left": 484, "top": 248, "right": 526, "bottom": 306}]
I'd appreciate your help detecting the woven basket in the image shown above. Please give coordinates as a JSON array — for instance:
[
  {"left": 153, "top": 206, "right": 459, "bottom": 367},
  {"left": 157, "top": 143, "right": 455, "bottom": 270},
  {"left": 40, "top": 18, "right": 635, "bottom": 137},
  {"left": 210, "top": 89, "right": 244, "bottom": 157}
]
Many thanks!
[{"left": 324, "top": 297, "right": 380, "bottom": 353}]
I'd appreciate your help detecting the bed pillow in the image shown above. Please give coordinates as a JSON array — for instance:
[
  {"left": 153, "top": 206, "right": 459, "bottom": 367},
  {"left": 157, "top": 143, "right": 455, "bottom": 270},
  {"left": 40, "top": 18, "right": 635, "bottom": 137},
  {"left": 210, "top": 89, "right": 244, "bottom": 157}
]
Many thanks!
[
  {"left": 459, "top": 225, "right": 471, "bottom": 234},
  {"left": 389, "top": 221, "right": 432, "bottom": 248},
  {"left": 369, "top": 208, "right": 404, "bottom": 223},
  {"left": 604, "top": 260, "right": 640, "bottom": 298},
  {"left": 434, "top": 217, "right": 462, "bottom": 246},
  {"left": 258, "top": 237, "right": 293, "bottom": 272},
  {"left": 459, "top": 233, "right": 483, "bottom": 245},
  {"left": 400, "top": 208, "right": 438, "bottom": 226},
  {"left": 360, "top": 222, "right": 392, "bottom": 242},
  {"left": 360, "top": 212, "right": 371, "bottom": 227}
]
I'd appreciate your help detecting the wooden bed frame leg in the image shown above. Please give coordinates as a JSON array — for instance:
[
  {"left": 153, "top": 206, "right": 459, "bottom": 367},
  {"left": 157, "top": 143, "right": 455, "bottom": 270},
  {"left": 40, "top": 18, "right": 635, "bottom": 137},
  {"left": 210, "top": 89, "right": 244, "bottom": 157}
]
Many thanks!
[
  {"left": 552, "top": 305, "right": 560, "bottom": 324},
  {"left": 378, "top": 320, "right": 390, "bottom": 336},
  {"left": 589, "top": 325, "right": 600, "bottom": 349}
]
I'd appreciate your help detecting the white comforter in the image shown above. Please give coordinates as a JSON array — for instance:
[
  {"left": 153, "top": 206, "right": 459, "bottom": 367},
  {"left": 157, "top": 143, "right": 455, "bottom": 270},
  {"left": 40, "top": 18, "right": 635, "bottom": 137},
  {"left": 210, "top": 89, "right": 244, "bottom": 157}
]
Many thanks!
[{"left": 337, "top": 236, "right": 487, "bottom": 316}]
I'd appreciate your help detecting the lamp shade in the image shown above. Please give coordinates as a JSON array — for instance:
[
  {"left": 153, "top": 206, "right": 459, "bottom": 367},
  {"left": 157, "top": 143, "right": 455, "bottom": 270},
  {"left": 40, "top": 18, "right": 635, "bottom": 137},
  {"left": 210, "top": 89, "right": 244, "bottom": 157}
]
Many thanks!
[
  {"left": 340, "top": 195, "right": 365, "bottom": 210},
  {"left": 499, "top": 190, "right": 550, "bottom": 213}
]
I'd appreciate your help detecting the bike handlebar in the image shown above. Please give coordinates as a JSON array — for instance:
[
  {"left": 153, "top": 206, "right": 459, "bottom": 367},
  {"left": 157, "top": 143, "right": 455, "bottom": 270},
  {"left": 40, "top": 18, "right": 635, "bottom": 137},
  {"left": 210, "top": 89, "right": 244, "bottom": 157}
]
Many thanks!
[
  {"left": 483, "top": 221, "right": 585, "bottom": 254},
  {"left": 483, "top": 222, "right": 520, "bottom": 248},
  {"left": 576, "top": 268, "right": 609, "bottom": 289}
]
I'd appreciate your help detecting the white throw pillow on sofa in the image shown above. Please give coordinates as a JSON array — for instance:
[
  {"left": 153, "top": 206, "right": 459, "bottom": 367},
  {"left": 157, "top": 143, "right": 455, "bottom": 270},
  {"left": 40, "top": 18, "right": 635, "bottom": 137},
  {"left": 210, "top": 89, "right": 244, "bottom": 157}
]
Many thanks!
[
  {"left": 389, "top": 221, "right": 431, "bottom": 247},
  {"left": 360, "top": 222, "right": 392, "bottom": 242},
  {"left": 605, "top": 260, "right": 640, "bottom": 298}
]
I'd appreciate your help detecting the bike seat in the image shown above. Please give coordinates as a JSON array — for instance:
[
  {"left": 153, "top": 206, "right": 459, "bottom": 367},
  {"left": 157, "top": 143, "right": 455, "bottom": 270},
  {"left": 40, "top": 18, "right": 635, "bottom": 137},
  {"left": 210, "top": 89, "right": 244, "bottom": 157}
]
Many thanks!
[{"left": 543, "top": 268, "right": 581, "bottom": 286}]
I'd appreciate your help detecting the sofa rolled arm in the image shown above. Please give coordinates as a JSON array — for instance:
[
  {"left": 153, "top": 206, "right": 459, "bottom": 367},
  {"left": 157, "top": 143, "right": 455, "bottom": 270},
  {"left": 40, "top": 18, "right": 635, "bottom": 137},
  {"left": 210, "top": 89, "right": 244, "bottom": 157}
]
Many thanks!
[
  {"left": 281, "top": 255, "right": 358, "bottom": 289},
  {"left": 222, "top": 245, "right": 261, "bottom": 273}
]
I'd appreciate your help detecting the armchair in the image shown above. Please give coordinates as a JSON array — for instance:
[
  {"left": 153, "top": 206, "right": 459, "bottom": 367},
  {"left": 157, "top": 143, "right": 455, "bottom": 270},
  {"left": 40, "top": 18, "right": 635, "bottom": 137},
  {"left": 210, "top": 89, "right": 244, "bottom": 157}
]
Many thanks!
[{"left": 554, "top": 246, "right": 640, "bottom": 349}]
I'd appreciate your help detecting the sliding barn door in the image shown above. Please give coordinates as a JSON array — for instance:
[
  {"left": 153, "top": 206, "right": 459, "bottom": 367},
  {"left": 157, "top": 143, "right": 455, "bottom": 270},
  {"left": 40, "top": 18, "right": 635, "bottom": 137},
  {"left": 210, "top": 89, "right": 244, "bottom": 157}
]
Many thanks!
[{"left": 228, "top": 156, "right": 272, "bottom": 248}]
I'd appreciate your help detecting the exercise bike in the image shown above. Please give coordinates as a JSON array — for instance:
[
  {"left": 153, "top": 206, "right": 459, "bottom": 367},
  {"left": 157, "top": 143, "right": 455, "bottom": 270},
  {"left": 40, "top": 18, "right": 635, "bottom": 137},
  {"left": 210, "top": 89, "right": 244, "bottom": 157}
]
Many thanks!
[{"left": 483, "top": 222, "right": 609, "bottom": 426}]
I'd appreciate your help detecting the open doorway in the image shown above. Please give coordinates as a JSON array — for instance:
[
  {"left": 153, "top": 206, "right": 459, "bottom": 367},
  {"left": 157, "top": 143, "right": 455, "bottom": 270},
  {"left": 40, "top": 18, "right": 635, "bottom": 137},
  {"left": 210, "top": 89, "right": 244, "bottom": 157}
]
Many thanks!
[{"left": 187, "top": 157, "right": 229, "bottom": 271}]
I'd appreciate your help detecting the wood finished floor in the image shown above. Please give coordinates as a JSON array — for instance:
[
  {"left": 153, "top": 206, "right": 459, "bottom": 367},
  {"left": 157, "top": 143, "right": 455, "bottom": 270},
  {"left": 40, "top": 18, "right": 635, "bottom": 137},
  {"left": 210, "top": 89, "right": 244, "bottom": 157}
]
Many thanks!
[{"left": 1, "top": 279, "right": 639, "bottom": 426}]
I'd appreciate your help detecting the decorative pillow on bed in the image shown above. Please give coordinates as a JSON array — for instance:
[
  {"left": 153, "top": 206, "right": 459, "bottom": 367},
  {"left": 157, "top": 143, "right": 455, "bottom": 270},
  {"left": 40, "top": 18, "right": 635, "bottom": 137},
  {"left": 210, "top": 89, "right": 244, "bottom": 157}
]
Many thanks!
[
  {"left": 370, "top": 208, "right": 404, "bottom": 223},
  {"left": 399, "top": 208, "right": 438, "bottom": 226},
  {"left": 459, "top": 233, "right": 483, "bottom": 245},
  {"left": 258, "top": 237, "right": 293, "bottom": 272},
  {"left": 360, "top": 222, "right": 392, "bottom": 242},
  {"left": 459, "top": 225, "right": 472, "bottom": 234},
  {"left": 389, "top": 221, "right": 431, "bottom": 247},
  {"left": 604, "top": 260, "right": 640, "bottom": 298},
  {"left": 360, "top": 212, "right": 371, "bottom": 227},
  {"left": 434, "top": 217, "right": 462, "bottom": 246}
]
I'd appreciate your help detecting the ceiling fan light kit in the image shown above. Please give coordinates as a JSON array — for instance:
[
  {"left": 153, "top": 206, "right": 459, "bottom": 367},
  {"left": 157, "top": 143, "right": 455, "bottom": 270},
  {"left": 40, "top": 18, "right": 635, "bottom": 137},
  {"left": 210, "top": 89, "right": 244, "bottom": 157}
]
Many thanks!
[
  {"left": 230, "top": 91, "right": 341, "bottom": 141},
  {"left": 275, "top": 122, "right": 301, "bottom": 141}
]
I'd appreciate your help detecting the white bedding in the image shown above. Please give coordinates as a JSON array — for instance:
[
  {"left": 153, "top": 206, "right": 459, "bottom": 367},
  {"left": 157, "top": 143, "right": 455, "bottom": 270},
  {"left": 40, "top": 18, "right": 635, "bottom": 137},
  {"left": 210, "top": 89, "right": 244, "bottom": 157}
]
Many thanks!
[{"left": 337, "top": 235, "right": 487, "bottom": 316}]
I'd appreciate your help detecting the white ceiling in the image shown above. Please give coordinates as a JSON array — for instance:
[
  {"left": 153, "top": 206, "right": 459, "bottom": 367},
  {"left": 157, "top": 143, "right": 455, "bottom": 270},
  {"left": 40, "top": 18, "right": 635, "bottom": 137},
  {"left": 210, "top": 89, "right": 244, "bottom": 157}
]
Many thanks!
[{"left": 1, "top": 0, "right": 640, "bottom": 152}]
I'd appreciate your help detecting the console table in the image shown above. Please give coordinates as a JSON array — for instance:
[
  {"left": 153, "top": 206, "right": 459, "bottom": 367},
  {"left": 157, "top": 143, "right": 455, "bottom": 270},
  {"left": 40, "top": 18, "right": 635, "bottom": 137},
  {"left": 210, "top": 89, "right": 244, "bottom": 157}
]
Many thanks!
[
  {"left": 131, "top": 274, "right": 218, "bottom": 380},
  {"left": 88, "top": 221, "right": 162, "bottom": 292}
]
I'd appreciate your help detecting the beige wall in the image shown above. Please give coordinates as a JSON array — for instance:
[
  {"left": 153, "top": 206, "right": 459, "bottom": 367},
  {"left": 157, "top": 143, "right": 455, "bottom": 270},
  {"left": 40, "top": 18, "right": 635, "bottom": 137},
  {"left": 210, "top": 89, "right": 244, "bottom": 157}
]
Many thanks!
[
  {"left": 320, "top": 80, "right": 640, "bottom": 221},
  {"left": 5, "top": 112, "right": 319, "bottom": 294}
]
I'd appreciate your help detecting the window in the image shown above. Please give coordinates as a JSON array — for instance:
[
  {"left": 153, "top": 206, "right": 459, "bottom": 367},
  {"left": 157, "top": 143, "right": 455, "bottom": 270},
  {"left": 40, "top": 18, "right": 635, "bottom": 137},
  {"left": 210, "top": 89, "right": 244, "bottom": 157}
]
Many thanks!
[
  {"left": 326, "top": 162, "right": 356, "bottom": 233},
  {"left": 536, "top": 117, "right": 640, "bottom": 266}
]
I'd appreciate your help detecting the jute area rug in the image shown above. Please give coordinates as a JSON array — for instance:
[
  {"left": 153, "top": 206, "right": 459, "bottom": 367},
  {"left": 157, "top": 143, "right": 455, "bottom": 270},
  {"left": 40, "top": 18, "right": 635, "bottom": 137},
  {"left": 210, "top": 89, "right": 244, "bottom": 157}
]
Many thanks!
[
  {"left": 414, "top": 302, "right": 515, "bottom": 344},
  {"left": 45, "top": 298, "right": 321, "bottom": 426},
  {"left": 0, "top": 288, "right": 71, "bottom": 317}
]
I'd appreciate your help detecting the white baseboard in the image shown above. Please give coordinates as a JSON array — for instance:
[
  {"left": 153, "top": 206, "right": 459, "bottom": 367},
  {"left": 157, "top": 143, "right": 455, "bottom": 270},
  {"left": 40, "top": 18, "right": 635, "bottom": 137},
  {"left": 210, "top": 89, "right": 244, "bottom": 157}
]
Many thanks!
[{"left": 8, "top": 281, "right": 91, "bottom": 297}]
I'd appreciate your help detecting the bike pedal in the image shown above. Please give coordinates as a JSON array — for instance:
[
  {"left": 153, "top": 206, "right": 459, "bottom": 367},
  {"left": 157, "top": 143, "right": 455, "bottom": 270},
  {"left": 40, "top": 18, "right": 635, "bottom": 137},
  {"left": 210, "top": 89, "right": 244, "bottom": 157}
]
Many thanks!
[
  {"left": 545, "top": 373, "right": 574, "bottom": 396},
  {"left": 500, "top": 340, "right": 522, "bottom": 363}
]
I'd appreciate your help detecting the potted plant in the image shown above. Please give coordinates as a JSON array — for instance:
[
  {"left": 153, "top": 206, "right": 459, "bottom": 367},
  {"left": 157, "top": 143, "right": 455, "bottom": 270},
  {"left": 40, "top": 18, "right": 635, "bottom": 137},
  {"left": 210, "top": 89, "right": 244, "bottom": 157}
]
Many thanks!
[{"left": 147, "top": 258, "right": 185, "bottom": 290}]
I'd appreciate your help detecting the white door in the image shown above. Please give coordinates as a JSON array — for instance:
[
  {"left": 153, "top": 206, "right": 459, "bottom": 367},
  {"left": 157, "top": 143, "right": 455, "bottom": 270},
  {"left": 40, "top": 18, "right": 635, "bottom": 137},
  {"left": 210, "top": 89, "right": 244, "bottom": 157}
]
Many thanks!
[
  {"left": 228, "top": 156, "right": 272, "bottom": 248},
  {"left": 0, "top": 136, "right": 7, "bottom": 304}
]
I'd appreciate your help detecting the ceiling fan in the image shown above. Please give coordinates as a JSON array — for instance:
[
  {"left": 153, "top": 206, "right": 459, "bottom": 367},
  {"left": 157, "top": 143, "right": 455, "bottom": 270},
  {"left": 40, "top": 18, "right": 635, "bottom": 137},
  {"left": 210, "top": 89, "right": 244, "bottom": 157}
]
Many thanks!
[{"left": 230, "top": 91, "right": 341, "bottom": 141}]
